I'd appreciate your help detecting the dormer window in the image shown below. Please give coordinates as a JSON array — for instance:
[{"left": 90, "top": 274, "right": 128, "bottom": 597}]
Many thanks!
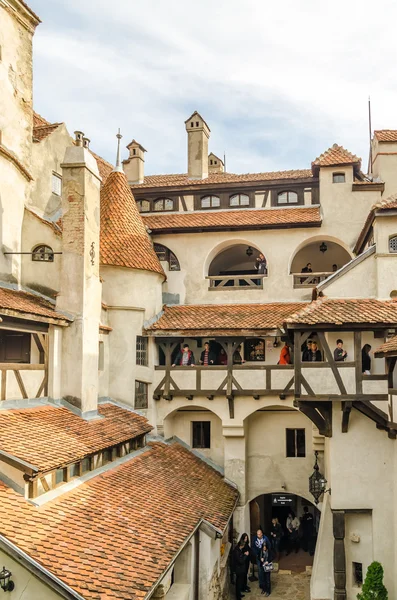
[
  {"left": 32, "top": 245, "right": 54, "bottom": 262},
  {"left": 277, "top": 191, "right": 298, "bottom": 204},
  {"left": 389, "top": 235, "right": 397, "bottom": 253},
  {"left": 154, "top": 198, "right": 174, "bottom": 211},
  {"left": 137, "top": 199, "right": 151, "bottom": 213},
  {"left": 229, "top": 194, "right": 250, "bottom": 207},
  {"left": 333, "top": 173, "right": 345, "bottom": 183},
  {"left": 201, "top": 195, "right": 220, "bottom": 209}
]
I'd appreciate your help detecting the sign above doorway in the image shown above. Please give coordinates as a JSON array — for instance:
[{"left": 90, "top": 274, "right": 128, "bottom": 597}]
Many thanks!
[{"left": 271, "top": 493, "right": 294, "bottom": 506}]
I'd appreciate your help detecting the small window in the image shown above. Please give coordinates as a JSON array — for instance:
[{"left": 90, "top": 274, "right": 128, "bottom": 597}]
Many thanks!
[
  {"left": 333, "top": 173, "right": 345, "bottom": 183},
  {"left": 69, "top": 463, "right": 79, "bottom": 479},
  {"left": 244, "top": 338, "right": 265, "bottom": 362},
  {"left": 55, "top": 468, "right": 66, "bottom": 486},
  {"left": 32, "top": 244, "right": 54, "bottom": 262},
  {"left": 154, "top": 198, "right": 174, "bottom": 211},
  {"left": 389, "top": 236, "right": 397, "bottom": 253},
  {"left": 136, "top": 336, "right": 148, "bottom": 366},
  {"left": 286, "top": 429, "right": 306, "bottom": 457},
  {"left": 137, "top": 199, "right": 151, "bottom": 213},
  {"left": 353, "top": 562, "right": 363, "bottom": 587},
  {"left": 192, "top": 421, "right": 211, "bottom": 449},
  {"left": 133, "top": 148, "right": 136, "bottom": 155},
  {"left": 201, "top": 195, "right": 221, "bottom": 209},
  {"left": 210, "top": 160, "right": 213, "bottom": 165},
  {"left": 154, "top": 243, "right": 180, "bottom": 271},
  {"left": 98, "top": 341, "right": 104, "bottom": 371},
  {"left": 135, "top": 380, "right": 148, "bottom": 409},
  {"left": 277, "top": 191, "right": 298, "bottom": 204},
  {"left": 52, "top": 173, "right": 62, "bottom": 196},
  {"left": 229, "top": 194, "right": 250, "bottom": 207},
  {"left": 196, "top": 121, "right": 199, "bottom": 127},
  {"left": 81, "top": 457, "right": 91, "bottom": 474}
]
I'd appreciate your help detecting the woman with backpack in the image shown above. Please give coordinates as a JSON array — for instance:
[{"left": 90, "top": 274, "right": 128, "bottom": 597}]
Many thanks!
[{"left": 260, "top": 540, "right": 273, "bottom": 596}]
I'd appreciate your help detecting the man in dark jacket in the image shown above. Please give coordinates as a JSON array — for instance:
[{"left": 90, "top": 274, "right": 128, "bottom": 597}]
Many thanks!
[
  {"left": 334, "top": 339, "right": 347, "bottom": 362},
  {"left": 199, "top": 342, "right": 217, "bottom": 366},
  {"left": 233, "top": 539, "right": 249, "bottom": 599},
  {"left": 301, "top": 506, "right": 315, "bottom": 555},
  {"left": 251, "top": 529, "right": 271, "bottom": 593},
  {"left": 172, "top": 344, "right": 195, "bottom": 367}
]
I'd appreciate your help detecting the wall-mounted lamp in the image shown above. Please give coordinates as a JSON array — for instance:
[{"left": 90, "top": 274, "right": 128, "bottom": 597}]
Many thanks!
[
  {"left": 273, "top": 338, "right": 279, "bottom": 348},
  {"left": 246, "top": 246, "right": 253, "bottom": 257},
  {"left": 319, "top": 242, "right": 328, "bottom": 254},
  {"left": 309, "top": 451, "right": 331, "bottom": 505},
  {"left": 0, "top": 567, "right": 15, "bottom": 592}
]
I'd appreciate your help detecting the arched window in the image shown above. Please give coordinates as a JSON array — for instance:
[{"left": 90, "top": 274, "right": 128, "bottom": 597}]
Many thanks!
[
  {"left": 154, "top": 243, "right": 180, "bottom": 271},
  {"left": 137, "top": 199, "right": 151, "bottom": 213},
  {"left": 201, "top": 195, "right": 220, "bottom": 208},
  {"left": 32, "top": 245, "right": 54, "bottom": 262},
  {"left": 333, "top": 172, "right": 346, "bottom": 183},
  {"left": 229, "top": 194, "right": 250, "bottom": 207},
  {"left": 153, "top": 198, "right": 174, "bottom": 211},
  {"left": 389, "top": 236, "right": 397, "bottom": 253},
  {"left": 277, "top": 191, "right": 298, "bottom": 204}
]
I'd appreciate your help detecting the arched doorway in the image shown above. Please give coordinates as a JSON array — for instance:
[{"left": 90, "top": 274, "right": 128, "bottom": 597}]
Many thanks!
[
  {"left": 207, "top": 243, "right": 267, "bottom": 288},
  {"left": 250, "top": 493, "right": 320, "bottom": 572},
  {"left": 290, "top": 237, "right": 352, "bottom": 287}
]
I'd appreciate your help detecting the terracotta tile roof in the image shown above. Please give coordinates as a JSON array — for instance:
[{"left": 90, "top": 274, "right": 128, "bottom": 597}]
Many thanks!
[
  {"left": 100, "top": 170, "right": 165, "bottom": 277},
  {"left": 90, "top": 150, "right": 113, "bottom": 184},
  {"left": 142, "top": 206, "right": 321, "bottom": 233},
  {"left": 0, "top": 287, "right": 71, "bottom": 324},
  {"left": 354, "top": 193, "right": 397, "bottom": 254},
  {"left": 33, "top": 112, "right": 50, "bottom": 128},
  {"left": 0, "top": 403, "right": 151, "bottom": 473},
  {"left": 372, "top": 193, "right": 397, "bottom": 211},
  {"left": 0, "top": 441, "right": 237, "bottom": 599},
  {"left": 312, "top": 144, "right": 361, "bottom": 174},
  {"left": 285, "top": 298, "right": 397, "bottom": 326},
  {"left": 33, "top": 123, "right": 62, "bottom": 142},
  {"left": 146, "top": 302, "right": 306, "bottom": 336},
  {"left": 374, "top": 130, "right": 397, "bottom": 142},
  {"left": 25, "top": 207, "right": 62, "bottom": 236},
  {"left": 374, "top": 335, "right": 397, "bottom": 356},
  {"left": 131, "top": 169, "right": 313, "bottom": 189}
]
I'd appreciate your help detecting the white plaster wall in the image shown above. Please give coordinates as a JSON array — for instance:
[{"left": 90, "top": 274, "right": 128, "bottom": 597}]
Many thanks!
[
  {"left": 319, "top": 254, "right": 377, "bottom": 299},
  {"left": 372, "top": 144, "right": 397, "bottom": 198},
  {"left": 345, "top": 513, "right": 373, "bottom": 599},
  {"left": 101, "top": 266, "right": 163, "bottom": 318},
  {"left": 0, "top": 548, "right": 63, "bottom": 600},
  {"left": 310, "top": 494, "right": 333, "bottom": 600}
]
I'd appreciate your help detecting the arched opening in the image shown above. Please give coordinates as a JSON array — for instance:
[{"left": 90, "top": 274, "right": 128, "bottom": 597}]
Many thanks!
[
  {"left": 207, "top": 243, "right": 267, "bottom": 288},
  {"left": 154, "top": 243, "right": 180, "bottom": 271},
  {"left": 290, "top": 238, "right": 351, "bottom": 287},
  {"left": 32, "top": 244, "right": 54, "bottom": 262}
]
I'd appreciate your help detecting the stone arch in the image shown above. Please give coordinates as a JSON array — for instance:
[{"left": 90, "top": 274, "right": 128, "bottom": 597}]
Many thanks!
[
  {"left": 204, "top": 238, "right": 266, "bottom": 278},
  {"left": 288, "top": 234, "right": 353, "bottom": 275}
]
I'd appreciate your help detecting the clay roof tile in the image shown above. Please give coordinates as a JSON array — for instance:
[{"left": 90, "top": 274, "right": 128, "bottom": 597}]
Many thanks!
[{"left": 312, "top": 144, "right": 361, "bottom": 174}]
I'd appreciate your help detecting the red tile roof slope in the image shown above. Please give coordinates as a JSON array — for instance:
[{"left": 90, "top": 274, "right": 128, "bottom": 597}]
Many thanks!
[
  {"left": 374, "top": 335, "right": 397, "bottom": 356},
  {"left": 0, "top": 287, "right": 71, "bottom": 323},
  {"left": 147, "top": 302, "right": 306, "bottom": 335},
  {"left": 131, "top": 169, "right": 313, "bottom": 189},
  {"left": 33, "top": 123, "right": 62, "bottom": 142},
  {"left": 312, "top": 144, "right": 361, "bottom": 173},
  {"left": 0, "top": 403, "right": 151, "bottom": 473},
  {"left": 0, "top": 442, "right": 238, "bottom": 599},
  {"left": 100, "top": 170, "right": 165, "bottom": 277},
  {"left": 142, "top": 207, "right": 321, "bottom": 233},
  {"left": 353, "top": 193, "right": 397, "bottom": 254},
  {"left": 285, "top": 298, "right": 397, "bottom": 326},
  {"left": 374, "top": 130, "right": 397, "bottom": 142},
  {"left": 33, "top": 112, "right": 50, "bottom": 128}
]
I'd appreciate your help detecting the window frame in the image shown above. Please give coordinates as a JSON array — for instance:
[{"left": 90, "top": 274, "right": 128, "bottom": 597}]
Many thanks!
[
  {"left": 192, "top": 421, "right": 211, "bottom": 449},
  {"left": 32, "top": 244, "right": 54, "bottom": 262},
  {"left": 200, "top": 195, "right": 221, "bottom": 209},
  {"left": 389, "top": 235, "right": 397, "bottom": 254},
  {"left": 286, "top": 428, "right": 306, "bottom": 458},
  {"left": 51, "top": 172, "right": 62, "bottom": 196},
  {"left": 332, "top": 172, "right": 346, "bottom": 184},
  {"left": 277, "top": 190, "right": 299, "bottom": 205},
  {"left": 136, "top": 336, "right": 148, "bottom": 366},
  {"left": 135, "top": 380, "right": 148, "bottom": 409},
  {"left": 153, "top": 243, "right": 180, "bottom": 271},
  {"left": 137, "top": 199, "right": 151, "bottom": 213},
  {"left": 153, "top": 197, "right": 174, "bottom": 212},
  {"left": 229, "top": 193, "right": 250, "bottom": 207}
]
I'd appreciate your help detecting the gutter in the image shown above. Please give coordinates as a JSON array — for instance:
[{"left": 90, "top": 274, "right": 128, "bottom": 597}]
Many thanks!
[{"left": 0, "top": 534, "right": 84, "bottom": 600}]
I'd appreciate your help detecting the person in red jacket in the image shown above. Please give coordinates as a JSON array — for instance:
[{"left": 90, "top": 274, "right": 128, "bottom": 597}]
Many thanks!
[
  {"left": 172, "top": 344, "right": 195, "bottom": 367},
  {"left": 279, "top": 342, "right": 291, "bottom": 365}
]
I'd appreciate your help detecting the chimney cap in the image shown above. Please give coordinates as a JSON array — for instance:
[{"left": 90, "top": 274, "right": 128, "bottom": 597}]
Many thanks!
[
  {"left": 126, "top": 139, "right": 147, "bottom": 153},
  {"left": 74, "top": 131, "right": 85, "bottom": 146},
  {"left": 184, "top": 111, "right": 211, "bottom": 133},
  {"left": 83, "top": 137, "right": 90, "bottom": 149}
]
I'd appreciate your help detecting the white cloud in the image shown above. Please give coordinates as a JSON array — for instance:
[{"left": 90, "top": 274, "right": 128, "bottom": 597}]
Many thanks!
[{"left": 30, "top": 0, "right": 397, "bottom": 174}]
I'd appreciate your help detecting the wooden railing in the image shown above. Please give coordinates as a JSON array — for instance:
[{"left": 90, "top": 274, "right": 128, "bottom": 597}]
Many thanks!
[
  {"left": 207, "top": 274, "right": 267, "bottom": 289},
  {"left": 293, "top": 272, "right": 333, "bottom": 288}
]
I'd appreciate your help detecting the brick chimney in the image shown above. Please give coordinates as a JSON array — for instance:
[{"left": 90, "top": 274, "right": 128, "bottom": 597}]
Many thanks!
[
  {"left": 123, "top": 140, "right": 146, "bottom": 184},
  {"left": 56, "top": 132, "right": 101, "bottom": 417},
  {"left": 185, "top": 111, "right": 210, "bottom": 179}
]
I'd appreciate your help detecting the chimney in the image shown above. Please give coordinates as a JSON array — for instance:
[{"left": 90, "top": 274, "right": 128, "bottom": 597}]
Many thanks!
[
  {"left": 74, "top": 131, "right": 84, "bottom": 147},
  {"left": 122, "top": 139, "right": 146, "bottom": 184},
  {"left": 83, "top": 137, "right": 90, "bottom": 149},
  {"left": 56, "top": 141, "right": 102, "bottom": 418},
  {"left": 185, "top": 111, "right": 210, "bottom": 179},
  {"left": 208, "top": 152, "right": 224, "bottom": 174}
]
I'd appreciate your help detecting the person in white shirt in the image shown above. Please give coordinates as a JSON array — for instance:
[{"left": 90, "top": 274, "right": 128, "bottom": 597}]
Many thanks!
[{"left": 286, "top": 511, "right": 300, "bottom": 555}]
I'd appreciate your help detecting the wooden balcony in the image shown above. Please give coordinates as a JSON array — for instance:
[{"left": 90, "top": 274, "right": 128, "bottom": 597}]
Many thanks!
[
  {"left": 293, "top": 272, "right": 332, "bottom": 288},
  {"left": 207, "top": 274, "right": 267, "bottom": 290}
]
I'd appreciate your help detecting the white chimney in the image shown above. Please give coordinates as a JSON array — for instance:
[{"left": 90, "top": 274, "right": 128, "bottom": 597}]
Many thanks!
[
  {"left": 123, "top": 140, "right": 146, "bottom": 184},
  {"left": 185, "top": 111, "right": 210, "bottom": 179}
]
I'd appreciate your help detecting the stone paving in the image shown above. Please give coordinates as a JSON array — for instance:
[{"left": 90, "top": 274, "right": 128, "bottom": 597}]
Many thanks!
[{"left": 234, "top": 572, "right": 311, "bottom": 599}]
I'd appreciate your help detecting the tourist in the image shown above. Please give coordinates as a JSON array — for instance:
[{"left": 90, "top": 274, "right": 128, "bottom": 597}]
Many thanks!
[
  {"left": 302, "top": 340, "right": 313, "bottom": 361},
  {"left": 233, "top": 538, "right": 250, "bottom": 600},
  {"left": 238, "top": 533, "right": 251, "bottom": 594},
  {"left": 218, "top": 348, "right": 228, "bottom": 365},
  {"left": 334, "top": 339, "right": 347, "bottom": 362},
  {"left": 233, "top": 345, "right": 246, "bottom": 364},
  {"left": 255, "top": 253, "right": 267, "bottom": 275},
  {"left": 252, "top": 528, "right": 271, "bottom": 594},
  {"left": 278, "top": 342, "right": 291, "bottom": 365},
  {"left": 301, "top": 506, "right": 315, "bottom": 555},
  {"left": 199, "top": 342, "right": 216, "bottom": 366},
  {"left": 303, "top": 340, "right": 321, "bottom": 362},
  {"left": 286, "top": 511, "right": 300, "bottom": 555},
  {"left": 270, "top": 517, "right": 283, "bottom": 562},
  {"left": 172, "top": 344, "right": 195, "bottom": 367},
  {"left": 332, "top": 263, "right": 338, "bottom": 272},
  {"left": 362, "top": 344, "right": 372, "bottom": 374},
  {"left": 300, "top": 262, "right": 313, "bottom": 284},
  {"left": 260, "top": 541, "right": 272, "bottom": 596}
]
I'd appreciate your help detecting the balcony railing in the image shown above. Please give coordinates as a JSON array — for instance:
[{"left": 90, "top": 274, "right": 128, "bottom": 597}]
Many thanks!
[
  {"left": 293, "top": 272, "right": 333, "bottom": 288},
  {"left": 207, "top": 274, "right": 267, "bottom": 289}
]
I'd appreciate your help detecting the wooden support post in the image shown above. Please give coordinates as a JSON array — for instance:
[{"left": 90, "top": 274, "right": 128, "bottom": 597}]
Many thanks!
[
  {"left": 14, "top": 371, "right": 28, "bottom": 399},
  {"left": 294, "top": 331, "right": 302, "bottom": 398},
  {"left": 317, "top": 332, "right": 347, "bottom": 395},
  {"left": 341, "top": 401, "right": 352, "bottom": 433},
  {"left": 333, "top": 511, "right": 346, "bottom": 600},
  {"left": 1, "top": 370, "right": 6, "bottom": 401},
  {"left": 354, "top": 331, "right": 362, "bottom": 394}
]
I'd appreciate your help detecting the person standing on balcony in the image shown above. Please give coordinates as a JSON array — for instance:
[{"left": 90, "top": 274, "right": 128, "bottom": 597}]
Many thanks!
[
  {"left": 172, "top": 344, "right": 195, "bottom": 367},
  {"left": 300, "top": 262, "right": 313, "bottom": 284},
  {"left": 218, "top": 348, "right": 228, "bottom": 365},
  {"left": 334, "top": 339, "right": 347, "bottom": 361},
  {"left": 199, "top": 342, "right": 216, "bottom": 366},
  {"left": 362, "top": 344, "right": 372, "bottom": 374},
  {"left": 303, "top": 340, "right": 321, "bottom": 362},
  {"left": 255, "top": 253, "right": 267, "bottom": 275},
  {"left": 278, "top": 342, "right": 291, "bottom": 364},
  {"left": 332, "top": 264, "right": 338, "bottom": 272},
  {"left": 233, "top": 345, "right": 246, "bottom": 364}
]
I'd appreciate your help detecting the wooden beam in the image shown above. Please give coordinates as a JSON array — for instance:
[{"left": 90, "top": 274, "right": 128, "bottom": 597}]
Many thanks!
[
  {"left": 228, "top": 397, "right": 234, "bottom": 419},
  {"left": 341, "top": 401, "right": 352, "bottom": 433},
  {"left": 298, "top": 402, "right": 328, "bottom": 436},
  {"left": 354, "top": 331, "right": 362, "bottom": 394},
  {"left": 1, "top": 370, "right": 5, "bottom": 401},
  {"left": 0, "top": 363, "right": 45, "bottom": 370},
  {"left": 294, "top": 331, "right": 302, "bottom": 397},
  {"left": 317, "top": 332, "right": 347, "bottom": 395},
  {"left": 13, "top": 370, "right": 28, "bottom": 399},
  {"left": 35, "top": 375, "right": 47, "bottom": 398},
  {"left": 32, "top": 333, "right": 45, "bottom": 364},
  {"left": 300, "top": 374, "right": 315, "bottom": 396}
]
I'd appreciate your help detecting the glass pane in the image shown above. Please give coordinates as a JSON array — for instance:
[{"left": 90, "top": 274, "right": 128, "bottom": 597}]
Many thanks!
[
  {"left": 164, "top": 199, "right": 173, "bottom": 210},
  {"left": 201, "top": 196, "right": 211, "bottom": 208},
  {"left": 288, "top": 192, "right": 298, "bottom": 203},
  {"left": 278, "top": 192, "right": 288, "bottom": 204},
  {"left": 55, "top": 468, "right": 65, "bottom": 484},
  {"left": 286, "top": 429, "right": 295, "bottom": 457},
  {"left": 169, "top": 253, "right": 180, "bottom": 271},
  {"left": 211, "top": 196, "right": 220, "bottom": 207},
  {"left": 70, "top": 463, "right": 79, "bottom": 478},
  {"left": 296, "top": 429, "right": 306, "bottom": 457},
  {"left": 154, "top": 200, "right": 164, "bottom": 211},
  {"left": 240, "top": 194, "right": 250, "bottom": 206},
  {"left": 229, "top": 195, "right": 239, "bottom": 206},
  {"left": 81, "top": 458, "right": 90, "bottom": 473},
  {"left": 390, "top": 237, "right": 397, "bottom": 253},
  {"left": 138, "top": 200, "right": 150, "bottom": 212}
]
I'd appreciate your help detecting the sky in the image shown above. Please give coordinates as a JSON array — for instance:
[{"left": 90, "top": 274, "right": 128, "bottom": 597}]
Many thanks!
[{"left": 29, "top": 0, "right": 397, "bottom": 176}]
